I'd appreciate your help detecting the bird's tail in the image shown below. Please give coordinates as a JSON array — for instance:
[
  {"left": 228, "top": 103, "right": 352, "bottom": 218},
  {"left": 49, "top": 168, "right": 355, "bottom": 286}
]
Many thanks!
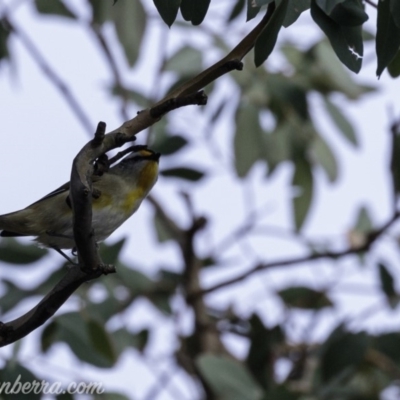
[{"left": 0, "top": 210, "right": 34, "bottom": 237}]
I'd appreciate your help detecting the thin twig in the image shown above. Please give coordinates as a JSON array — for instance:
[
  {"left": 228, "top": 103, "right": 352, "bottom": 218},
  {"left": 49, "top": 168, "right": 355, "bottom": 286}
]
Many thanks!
[
  {"left": 364, "top": 0, "right": 377, "bottom": 8},
  {"left": 195, "top": 210, "right": 400, "bottom": 298}
]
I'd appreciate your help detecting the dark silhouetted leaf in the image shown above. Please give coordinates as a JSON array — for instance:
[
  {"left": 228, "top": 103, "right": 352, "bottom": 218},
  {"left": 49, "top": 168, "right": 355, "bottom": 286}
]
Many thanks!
[
  {"left": 278, "top": 286, "right": 333, "bottom": 309},
  {"left": 323, "top": 97, "right": 358, "bottom": 146},
  {"left": 228, "top": 0, "right": 246, "bottom": 22},
  {"left": 196, "top": 354, "right": 263, "bottom": 400},
  {"left": 329, "top": 0, "right": 368, "bottom": 26},
  {"left": 87, "top": 0, "right": 110, "bottom": 25},
  {"left": 292, "top": 157, "right": 313, "bottom": 231},
  {"left": 161, "top": 167, "right": 205, "bottom": 181},
  {"left": 376, "top": 0, "right": 400, "bottom": 77},
  {"left": 354, "top": 205, "right": 373, "bottom": 233},
  {"left": 311, "top": 0, "right": 363, "bottom": 73},
  {"left": 391, "top": 0, "right": 400, "bottom": 28},
  {"left": 180, "top": 0, "right": 210, "bottom": 25},
  {"left": 34, "top": 0, "right": 76, "bottom": 18},
  {"left": 154, "top": 0, "right": 181, "bottom": 27},
  {"left": 316, "top": 0, "right": 345, "bottom": 14},
  {"left": 0, "top": 279, "right": 29, "bottom": 314},
  {"left": 0, "top": 19, "right": 11, "bottom": 62},
  {"left": 378, "top": 262, "right": 399, "bottom": 308},
  {"left": 388, "top": 49, "right": 400, "bottom": 78},
  {"left": 254, "top": 0, "right": 289, "bottom": 66},
  {"left": 283, "top": 0, "right": 311, "bottom": 27},
  {"left": 0, "top": 238, "right": 47, "bottom": 264},
  {"left": 373, "top": 333, "right": 400, "bottom": 365},
  {"left": 247, "top": 0, "right": 261, "bottom": 21},
  {"left": 320, "top": 324, "right": 368, "bottom": 382}
]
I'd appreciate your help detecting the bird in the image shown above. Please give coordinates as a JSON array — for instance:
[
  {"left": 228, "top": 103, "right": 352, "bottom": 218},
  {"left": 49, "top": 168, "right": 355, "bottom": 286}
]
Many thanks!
[{"left": 0, "top": 145, "right": 160, "bottom": 258}]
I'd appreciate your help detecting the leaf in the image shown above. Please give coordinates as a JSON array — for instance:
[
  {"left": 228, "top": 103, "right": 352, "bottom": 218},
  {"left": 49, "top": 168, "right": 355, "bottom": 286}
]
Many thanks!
[
  {"left": 278, "top": 286, "right": 333, "bottom": 309},
  {"left": 388, "top": 49, "right": 400, "bottom": 78},
  {"left": 0, "top": 279, "right": 30, "bottom": 314},
  {"left": 316, "top": 0, "right": 345, "bottom": 14},
  {"left": 154, "top": 0, "right": 181, "bottom": 27},
  {"left": 99, "top": 238, "right": 126, "bottom": 264},
  {"left": 323, "top": 97, "right": 358, "bottom": 146},
  {"left": 87, "top": 319, "right": 117, "bottom": 364},
  {"left": 87, "top": 0, "right": 110, "bottom": 25},
  {"left": 34, "top": 0, "right": 76, "bottom": 18},
  {"left": 329, "top": 0, "right": 368, "bottom": 27},
  {"left": 111, "top": 0, "right": 147, "bottom": 67},
  {"left": 292, "top": 157, "right": 314, "bottom": 231},
  {"left": 246, "top": 315, "right": 284, "bottom": 389},
  {"left": 164, "top": 46, "right": 203, "bottom": 75},
  {"left": 0, "top": 363, "right": 41, "bottom": 400},
  {"left": 378, "top": 262, "right": 399, "bottom": 308},
  {"left": 0, "top": 19, "right": 11, "bottom": 62},
  {"left": 320, "top": 324, "right": 368, "bottom": 382},
  {"left": 391, "top": 0, "right": 400, "bottom": 28},
  {"left": 353, "top": 205, "right": 373, "bottom": 233},
  {"left": 254, "top": 0, "right": 290, "bottom": 67},
  {"left": 45, "top": 312, "right": 117, "bottom": 368},
  {"left": 311, "top": 134, "right": 338, "bottom": 182},
  {"left": 234, "top": 103, "right": 265, "bottom": 177},
  {"left": 0, "top": 238, "right": 48, "bottom": 264},
  {"left": 196, "top": 354, "right": 264, "bottom": 400},
  {"left": 160, "top": 167, "right": 205, "bottom": 181},
  {"left": 372, "top": 333, "right": 400, "bottom": 365},
  {"left": 247, "top": 0, "right": 261, "bottom": 21},
  {"left": 153, "top": 134, "right": 188, "bottom": 155},
  {"left": 228, "top": 0, "right": 246, "bottom": 22},
  {"left": 390, "top": 126, "right": 400, "bottom": 198},
  {"left": 283, "top": 0, "right": 311, "bottom": 27},
  {"left": 311, "top": 0, "right": 363, "bottom": 73},
  {"left": 180, "top": 0, "right": 210, "bottom": 25},
  {"left": 376, "top": 0, "right": 400, "bottom": 77}
]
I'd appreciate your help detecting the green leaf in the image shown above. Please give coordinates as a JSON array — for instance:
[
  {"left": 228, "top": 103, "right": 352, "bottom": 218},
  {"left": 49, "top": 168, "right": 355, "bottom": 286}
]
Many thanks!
[
  {"left": 34, "top": 0, "right": 76, "bottom": 18},
  {"left": 228, "top": 0, "right": 246, "bottom": 22},
  {"left": 311, "top": 134, "right": 338, "bottom": 182},
  {"left": 0, "top": 279, "right": 29, "bottom": 314},
  {"left": 278, "top": 286, "right": 333, "bottom": 309},
  {"left": 376, "top": 0, "right": 400, "bottom": 77},
  {"left": 116, "top": 263, "right": 155, "bottom": 294},
  {"left": 154, "top": 0, "right": 181, "bottom": 27},
  {"left": 323, "top": 97, "right": 358, "bottom": 146},
  {"left": 0, "top": 363, "right": 41, "bottom": 400},
  {"left": 164, "top": 46, "right": 203, "bottom": 75},
  {"left": 180, "top": 0, "right": 210, "bottom": 25},
  {"left": 373, "top": 333, "right": 400, "bottom": 365},
  {"left": 0, "top": 238, "right": 48, "bottom": 264},
  {"left": 87, "top": 0, "right": 110, "bottom": 25},
  {"left": 391, "top": 0, "right": 400, "bottom": 28},
  {"left": 320, "top": 325, "right": 368, "bottom": 382},
  {"left": 247, "top": 3, "right": 261, "bottom": 21},
  {"left": 87, "top": 319, "right": 117, "bottom": 364},
  {"left": 234, "top": 103, "right": 265, "bottom": 177},
  {"left": 311, "top": 0, "right": 363, "bottom": 73},
  {"left": 283, "top": 0, "right": 311, "bottom": 27},
  {"left": 353, "top": 205, "right": 373, "bottom": 233},
  {"left": 388, "top": 49, "right": 400, "bottom": 78},
  {"left": 292, "top": 157, "right": 314, "bottom": 231},
  {"left": 160, "top": 167, "right": 205, "bottom": 181},
  {"left": 99, "top": 238, "right": 126, "bottom": 264},
  {"left": 378, "top": 262, "right": 399, "bottom": 308},
  {"left": 329, "top": 0, "right": 368, "bottom": 26},
  {"left": 154, "top": 210, "right": 175, "bottom": 243},
  {"left": 111, "top": 0, "right": 147, "bottom": 67},
  {"left": 45, "top": 312, "right": 117, "bottom": 368},
  {"left": 153, "top": 134, "right": 188, "bottom": 155},
  {"left": 110, "top": 84, "right": 149, "bottom": 107},
  {"left": 254, "top": 0, "right": 290, "bottom": 67},
  {"left": 316, "top": 0, "right": 345, "bottom": 14},
  {"left": 196, "top": 354, "right": 264, "bottom": 400}
]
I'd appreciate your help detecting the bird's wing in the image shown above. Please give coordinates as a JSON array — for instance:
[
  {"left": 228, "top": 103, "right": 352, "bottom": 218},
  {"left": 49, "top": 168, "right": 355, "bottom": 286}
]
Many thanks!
[{"left": 27, "top": 181, "right": 71, "bottom": 207}]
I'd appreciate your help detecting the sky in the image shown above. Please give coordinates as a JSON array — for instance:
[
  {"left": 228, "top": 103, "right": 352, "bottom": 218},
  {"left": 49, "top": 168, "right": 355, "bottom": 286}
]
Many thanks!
[{"left": 1, "top": 0, "right": 400, "bottom": 399}]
